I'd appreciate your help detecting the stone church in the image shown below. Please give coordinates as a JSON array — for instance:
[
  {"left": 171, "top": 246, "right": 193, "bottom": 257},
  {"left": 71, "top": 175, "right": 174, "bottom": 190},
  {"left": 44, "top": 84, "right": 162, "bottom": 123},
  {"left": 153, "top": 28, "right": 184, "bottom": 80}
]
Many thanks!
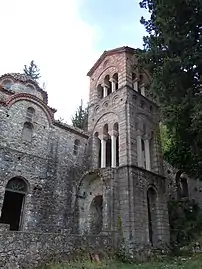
[{"left": 0, "top": 46, "right": 170, "bottom": 248}]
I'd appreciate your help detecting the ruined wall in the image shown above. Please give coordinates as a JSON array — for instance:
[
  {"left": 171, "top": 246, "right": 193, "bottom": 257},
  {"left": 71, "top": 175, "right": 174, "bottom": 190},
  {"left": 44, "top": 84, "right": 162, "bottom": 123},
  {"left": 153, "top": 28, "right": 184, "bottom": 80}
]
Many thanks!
[{"left": 0, "top": 224, "right": 118, "bottom": 269}]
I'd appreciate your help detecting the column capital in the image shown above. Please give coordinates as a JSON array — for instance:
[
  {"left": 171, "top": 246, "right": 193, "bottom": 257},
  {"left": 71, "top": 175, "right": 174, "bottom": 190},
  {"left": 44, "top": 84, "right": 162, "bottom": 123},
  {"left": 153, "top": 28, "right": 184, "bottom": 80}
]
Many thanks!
[
  {"left": 109, "top": 78, "right": 116, "bottom": 83},
  {"left": 136, "top": 130, "right": 142, "bottom": 136},
  {"left": 139, "top": 82, "right": 145, "bottom": 88},
  {"left": 108, "top": 130, "right": 118, "bottom": 137},
  {"left": 101, "top": 83, "right": 109, "bottom": 88},
  {"left": 143, "top": 134, "right": 151, "bottom": 140},
  {"left": 98, "top": 134, "right": 108, "bottom": 141}
]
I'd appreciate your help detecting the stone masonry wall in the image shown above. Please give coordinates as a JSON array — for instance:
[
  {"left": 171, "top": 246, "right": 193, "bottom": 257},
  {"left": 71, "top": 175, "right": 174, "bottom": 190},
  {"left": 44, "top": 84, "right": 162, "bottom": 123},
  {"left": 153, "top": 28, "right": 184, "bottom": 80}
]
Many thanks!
[
  {"left": 117, "top": 165, "right": 170, "bottom": 247},
  {"left": 0, "top": 91, "right": 89, "bottom": 233},
  {"left": 0, "top": 224, "right": 118, "bottom": 269}
]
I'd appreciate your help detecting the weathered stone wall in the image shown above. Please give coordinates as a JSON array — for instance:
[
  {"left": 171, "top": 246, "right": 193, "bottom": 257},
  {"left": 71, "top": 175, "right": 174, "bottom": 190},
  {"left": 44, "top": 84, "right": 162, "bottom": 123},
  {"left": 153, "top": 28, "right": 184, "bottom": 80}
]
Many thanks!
[
  {"left": 0, "top": 85, "right": 89, "bottom": 233},
  {"left": 117, "top": 165, "right": 169, "bottom": 247},
  {"left": 0, "top": 225, "right": 118, "bottom": 269},
  {"left": 76, "top": 167, "right": 169, "bottom": 248}
]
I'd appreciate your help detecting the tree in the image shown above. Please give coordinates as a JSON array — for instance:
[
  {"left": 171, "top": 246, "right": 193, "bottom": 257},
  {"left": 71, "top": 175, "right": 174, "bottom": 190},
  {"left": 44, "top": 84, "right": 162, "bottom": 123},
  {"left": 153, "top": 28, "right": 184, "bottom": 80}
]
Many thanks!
[
  {"left": 139, "top": 0, "right": 202, "bottom": 178},
  {"left": 23, "top": 60, "right": 41, "bottom": 81},
  {"left": 71, "top": 100, "right": 88, "bottom": 131}
]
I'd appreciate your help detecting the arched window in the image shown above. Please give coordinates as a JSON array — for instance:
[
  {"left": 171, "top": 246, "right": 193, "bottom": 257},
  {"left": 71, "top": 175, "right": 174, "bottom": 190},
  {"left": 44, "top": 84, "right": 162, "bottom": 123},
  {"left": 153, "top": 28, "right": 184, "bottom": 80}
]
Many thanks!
[
  {"left": 22, "top": 122, "right": 33, "bottom": 142},
  {"left": 26, "top": 83, "right": 36, "bottom": 92},
  {"left": 112, "top": 73, "right": 118, "bottom": 91},
  {"left": 104, "top": 75, "right": 112, "bottom": 95},
  {"left": 139, "top": 74, "right": 145, "bottom": 95},
  {"left": 97, "top": 84, "right": 104, "bottom": 99},
  {"left": 73, "top": 139, "right": 80, "bottom": 155},
  {"left": 26, "top": 107, "right": 35, "bottom": 122},
  {"left": 2, "top": 79, "right": 13, "bottom": 90},
  {"left": 113, "top": 122, "right": 119, "bottom": 167},
  {"left": 141, "top": 138, "right": 146, "bottom": 168},
  {"left": 132, "top": 72, "right": 138, "bottom": 91},
  {"left": 0, "top": 177, "right": 28, "bottom": 231}
]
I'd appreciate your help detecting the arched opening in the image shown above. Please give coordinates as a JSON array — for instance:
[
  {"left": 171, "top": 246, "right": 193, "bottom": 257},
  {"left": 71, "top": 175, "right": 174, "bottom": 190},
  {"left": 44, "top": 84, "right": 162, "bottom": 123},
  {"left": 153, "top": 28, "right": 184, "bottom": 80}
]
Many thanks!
[
  {"left": 73, "top": 139, "right": 80, "bottom": 155},
  {"left": 78, "top": 173, "right": 103, "bottom": 234},
  {"left": 176, "top": 170, "right": 183, "bottom": 199},
  {"left": 113, "top": 122, "right": 119, "bottom": 167},
  {"left": 103, "top": 124, "right": 111, "bottom": 167},
  {"left": 104, "top": 75, "right": 112, "bottom": 95},
  {"left": 147, "top": 187, "right": 157, "bottom": 246},
  {"left": 139, "top": 74, "right": 144, "bottom": 95},
  {"left": 26, "top": 107, "right": 35, "bottom": 122},
  {"left": 132, "top": 72, "right": 137, "bottom": 91},
  {"left": 106, "top": 138, "right": 111, "bottom": 167},
  {"left": 180, "top": 177, "right": 189, "bottom": 198},
  {"left": 112, "top": 73, "right": 118, "bottom": 91},
  {"left": 103, "top": 123, "right": 108, "bottom": 136},
  {"left": 89, "top": 195, "right": 103, "bottom": 234},
  {"left": 97, "top": 84, "right": 104, "bottom": 99},
  {"left": 141, "top": 138, "right": 146, "bottom": 169},
  {"left": 22, "top": 122, "right": 33, "bottom": 142},
  {"left": 94, "top": 132, "right": 101, "bottom": 168},
  {"left": 0, "top": 177, "right": 28, "bottom": 231}
]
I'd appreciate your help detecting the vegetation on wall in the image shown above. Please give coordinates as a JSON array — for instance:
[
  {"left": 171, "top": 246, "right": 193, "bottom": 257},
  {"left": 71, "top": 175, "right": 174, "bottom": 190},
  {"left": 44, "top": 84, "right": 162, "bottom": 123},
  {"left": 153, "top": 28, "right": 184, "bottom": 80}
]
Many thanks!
[
  {"left": 71, "top": 99, "right": 89, "bottom": 131},
  {"left": 139, "top": 0, "right": 202, "bottom": 179},
  {"left": 168, "top": 199, "right": 202, "bottom": 248},
  {"left": 24, "top": 60, "right": 41, "bottom": 81}
]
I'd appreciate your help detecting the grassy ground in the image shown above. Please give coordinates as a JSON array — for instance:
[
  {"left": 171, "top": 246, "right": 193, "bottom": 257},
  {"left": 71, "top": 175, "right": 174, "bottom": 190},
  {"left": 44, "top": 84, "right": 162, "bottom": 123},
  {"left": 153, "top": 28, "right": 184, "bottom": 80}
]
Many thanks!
[{"left": 43, "top": 254, "right": 202, "bottom": 269}]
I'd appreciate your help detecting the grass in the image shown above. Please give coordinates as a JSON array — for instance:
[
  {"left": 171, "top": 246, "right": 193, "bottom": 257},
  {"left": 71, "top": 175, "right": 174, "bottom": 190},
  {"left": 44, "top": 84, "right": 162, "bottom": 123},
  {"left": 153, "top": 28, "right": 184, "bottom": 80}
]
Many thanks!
[{"left": 42, "top": 254, "right": 202, "bottom": 269}]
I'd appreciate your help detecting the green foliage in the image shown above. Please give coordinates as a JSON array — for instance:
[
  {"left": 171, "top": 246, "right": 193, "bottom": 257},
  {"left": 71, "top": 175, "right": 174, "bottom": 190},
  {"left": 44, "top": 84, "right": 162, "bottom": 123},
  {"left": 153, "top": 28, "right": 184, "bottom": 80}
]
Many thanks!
[
  {"left": 139, "top": 0, "right": 202, "bottom": 179},
  {"left": 40, "top": 254, "right": 202, "bottom": 269},
  {"left": 168, "top": 199, "right": 202, "bottom": 248},
  {"left": 159, "top": 123, "right": 172, "bottom": 154},
  {"left": 71, "top": 99, "right": 88, "bottom": 131},
  {"left": 23, "top": 60, "right": 41, "bottom": 81}
]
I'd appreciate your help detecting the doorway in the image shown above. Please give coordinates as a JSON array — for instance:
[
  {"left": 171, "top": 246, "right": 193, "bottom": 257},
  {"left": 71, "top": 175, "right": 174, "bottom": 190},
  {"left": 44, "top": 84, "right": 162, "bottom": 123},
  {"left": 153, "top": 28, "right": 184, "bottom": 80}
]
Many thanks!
[{"left": 0, "top": 177, "right": 27, "bottom": 231}]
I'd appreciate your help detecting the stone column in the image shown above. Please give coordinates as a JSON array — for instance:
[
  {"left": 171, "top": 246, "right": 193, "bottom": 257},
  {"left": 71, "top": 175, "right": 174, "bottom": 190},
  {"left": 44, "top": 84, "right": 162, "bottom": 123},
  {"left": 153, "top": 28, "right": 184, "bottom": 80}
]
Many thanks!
[
  {"left": 110, "top": 79, "right": 116, "bottom": 92},
  {"left": 102, "top": 84, "right": 108, "bottom": 98},
  {"left": 144, "top": 136, "right": 151, "bottom": 171},
  {"left": 109, "top": 130, "right": 118, "bottom": 168},
  {"left": 133, "top": 78, "right": 138, "bottom": 92},
  {"left": 140, "top": 83, "right": 145, "bottom": 96},
  {"left": 136, "top": 130, "right": 142, "bottom": 167},
  {"left": 100, "top": 138, "right": 107, "bottom": 168}
]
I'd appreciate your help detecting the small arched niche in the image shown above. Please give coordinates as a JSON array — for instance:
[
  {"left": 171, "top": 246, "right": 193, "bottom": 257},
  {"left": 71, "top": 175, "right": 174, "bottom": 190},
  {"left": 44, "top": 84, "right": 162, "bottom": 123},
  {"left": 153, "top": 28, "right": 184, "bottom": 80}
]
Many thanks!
[
  {"left": 73, "top": 139, "right": 80, "bottom": 155},
  {"left": 0, "top": 177, "right": 28, "bottom": 230},
  {"left": 26, "top": 107, "right": 35, "bottom": 122},
  {"left": 22, "top": 122, "right": 34, "bottom": 142}
]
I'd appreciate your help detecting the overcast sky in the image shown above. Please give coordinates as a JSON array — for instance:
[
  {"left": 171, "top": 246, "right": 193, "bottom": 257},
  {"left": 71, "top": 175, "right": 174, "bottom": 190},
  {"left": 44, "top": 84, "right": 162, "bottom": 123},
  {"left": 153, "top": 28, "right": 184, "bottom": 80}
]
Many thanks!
[{"left": 0, "top": 0, "right": 148, "bottom": 123}]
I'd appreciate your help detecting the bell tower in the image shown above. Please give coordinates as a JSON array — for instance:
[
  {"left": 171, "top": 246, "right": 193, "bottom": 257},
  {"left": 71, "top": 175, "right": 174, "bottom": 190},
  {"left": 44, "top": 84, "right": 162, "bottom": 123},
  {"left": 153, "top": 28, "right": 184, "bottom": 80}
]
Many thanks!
[
  {"left": 87, "top": 46, "right": 163, "bottom": 175},
  {"left": 85, "top": 46, "right": 169, "bottom": 247}
]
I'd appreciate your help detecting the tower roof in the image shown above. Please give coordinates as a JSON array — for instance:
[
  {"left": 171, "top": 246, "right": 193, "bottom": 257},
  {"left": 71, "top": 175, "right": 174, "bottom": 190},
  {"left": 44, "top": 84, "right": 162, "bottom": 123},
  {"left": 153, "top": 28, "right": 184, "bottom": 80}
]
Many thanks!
[{"left": 87, "top": 46, "right": 136, "bottom": 77}]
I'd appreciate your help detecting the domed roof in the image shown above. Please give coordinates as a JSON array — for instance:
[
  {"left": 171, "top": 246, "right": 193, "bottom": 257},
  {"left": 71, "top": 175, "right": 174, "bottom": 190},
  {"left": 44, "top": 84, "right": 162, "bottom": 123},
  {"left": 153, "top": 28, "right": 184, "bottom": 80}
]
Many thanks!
[{"left": 0, "top": 73, "right": 48, "bottom": 104}]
